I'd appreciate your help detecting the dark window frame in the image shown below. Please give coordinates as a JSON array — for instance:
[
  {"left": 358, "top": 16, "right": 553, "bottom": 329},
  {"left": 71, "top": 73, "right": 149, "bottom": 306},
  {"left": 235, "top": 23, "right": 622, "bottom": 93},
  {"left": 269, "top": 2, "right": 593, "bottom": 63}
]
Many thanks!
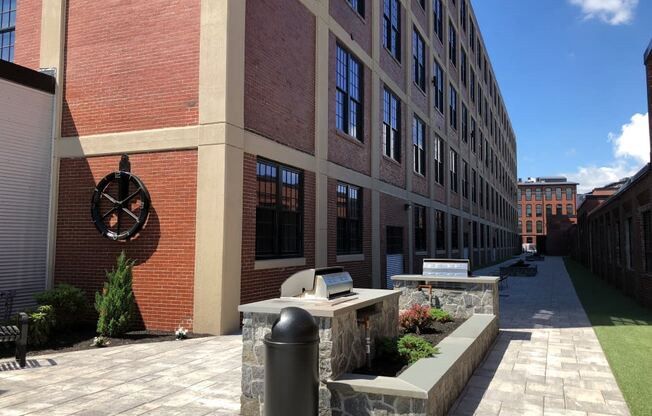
[
  {"left": 433, "top": 58, "right": 444, "bottom": 113},
  {"left": 433, "top": 0, "right": 443, "bottom": 42},
  {"left": 449, "top": 149, "right": 458, "bottom": 193},
  {"left": 0, "top": 0, "right": 16, "bottom": 62},
  {"left": 448, "top": 19, "right": 457, "bottom": 66},
  {"left": 383, "top": 0, "right": 401, "bottom": 61},
  {"left": 414, "top": 205, "right": 427, "bottom": 252},
  {"left": 337, "top": 182, "right": 364, "bottom": 255},
  {"left": 435, "top": 209, "right": 446, "bottom": 251},
  {"left": 346, "top": 0, "right": 365, "bottom": 16},
  {"left": 383, "top": 87, "right": 402, "bottom": 162},
  {"left": 412, "top": 27, "right": 426, "bottom": 91},
  {"left": 413, "top": 115, "right": 426, "bottom": 175},
  {"left": 449, "top": 83, "right": 458, "bottom": 130},
  {"left": 434, "top": 135, "right": 445, "bottom": 186},
  {"left": 336, "top": 44, "right": 364, "bottom": 141}
]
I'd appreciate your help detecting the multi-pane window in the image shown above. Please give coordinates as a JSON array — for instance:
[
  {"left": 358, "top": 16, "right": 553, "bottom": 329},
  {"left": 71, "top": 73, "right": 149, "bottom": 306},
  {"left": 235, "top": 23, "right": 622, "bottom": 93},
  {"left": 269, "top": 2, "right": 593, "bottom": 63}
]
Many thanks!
[
  {"left": 449, "top": 149, "right": 458, "bottom": 193},
  {"left": 337, "top": 183, "right": 363, "bottom": 254},
  {"left": 449, "top": 84, "right": 458, "bottom": 129},
  {"left": 526, "top": 204, "right": 532, "bottom": 217},
  {"left": 535, "top": 188, "right": 542, "bottom": 201},
  {"left": 413, "top": 116, "right": 426, "bottom": 175},
  {"left": 414, "top": 205, "right": 427, "bottom": 252},
  {"left": 478, "top": 85, "right": 483, "bottom": 117},
  {"left": 336, "top": 45, "right": 363, "bottom": 140},
  {"left": 566, "top": 188, "right": 573, "bottom": 200},
  {"left": 346, "top": 0, "right": 365, "bottom": 16},
  {"left": 434, "top": 135, "right": 445, "bottom": 185},
  {"left": 546, "top": 204, "right": 552, "bottom": 216},
  {"left": 470, "top": 69, "right": 476, "bottom": 103},
  {"left": 517, "top": 205, "right": 522, "bottom": 217},
  {"left": 435, "top": 209, "right": 446, "bottom": 251},
  {"left": 256, "top": 159, "right": 303, "bottom": 259},
  {"left": 383, "top": 88, "right": 401, "bottom": 161},
  {"left": 525, "top": 189, "right": 532, "bottom": 201},
  {"left": 412, "top": 28, "right": 426, "bottom": 91},
  {"left": 451, "top": 215, "right": 459, "bottom": 249},
  {"left": 460, "top": 47, "right": 467, "bottom": 87},
  {"left": 470, "top": 117, "right": 476, "bottom": 153},
  {"left": 470, "top": 21, "right": 475, "bottom": 52},
  {"left": 526, "top": 221, "right": 532, "bottom": 233},
  {"left": 460, "top": 104, "right": 468, "bottom": 143},
  {"left": 556, "top": 204, "right": 563, "bottom": 214},
  {"left": 556, "top": 187, "right": 562, "bottom": 200},
  {"left": 566, "top": 204, "right": 574, "bottom": 215},
  {"left": 545, "top": 187, "right": 552, "bottom": 200},
  {"left": 479, "top": 177, "right": 484, "bottom": 208},
  {"left": 460, "top": 0, "right": 467, "bottom": 31},
  {"left": 643, "top": 211, "right": 652, "bottom": 271},
  {"left": 383, "top": 0, "right": 401, "bottom": 60},
  {"left": 536, "top": 204, "right": 542, "bottom": 217},
  {"left": 433, "top": 0, "right": 443, "bottom": 42},
  {"left": 536, "top": 221, "right": 543, "bottom": 234},
  {"left": 0, "top": 0, "right": 15, "bottom": 62},
  {"left": 448, "top": 20, "right": 457, "bottom": 66},
  {"left": 471, "top": 169, "right": 477, "bottom": 203},
  {"left": 462, "top": 160, "right": 469, "bottom": 199},
  {"left": 433, "top": 59, "right": 444, "bottom": 113}
]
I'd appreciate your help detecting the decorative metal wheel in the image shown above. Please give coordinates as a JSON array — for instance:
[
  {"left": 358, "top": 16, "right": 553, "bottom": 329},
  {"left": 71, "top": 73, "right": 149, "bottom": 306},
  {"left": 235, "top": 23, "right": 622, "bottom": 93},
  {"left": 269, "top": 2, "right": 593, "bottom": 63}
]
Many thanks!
[{"left": 91, "top": 161, "right": 150, "bottom": 241}]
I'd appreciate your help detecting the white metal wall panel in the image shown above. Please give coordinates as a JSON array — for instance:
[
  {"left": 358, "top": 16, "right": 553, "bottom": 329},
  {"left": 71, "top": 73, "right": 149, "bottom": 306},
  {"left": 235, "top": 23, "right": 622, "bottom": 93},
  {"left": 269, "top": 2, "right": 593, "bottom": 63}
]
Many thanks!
[
  {"left": 0, "top": 79, "right": 54, "bottom": 314},
  {"left": 386, "top": 254, "right": 404, "bottom": 289}
]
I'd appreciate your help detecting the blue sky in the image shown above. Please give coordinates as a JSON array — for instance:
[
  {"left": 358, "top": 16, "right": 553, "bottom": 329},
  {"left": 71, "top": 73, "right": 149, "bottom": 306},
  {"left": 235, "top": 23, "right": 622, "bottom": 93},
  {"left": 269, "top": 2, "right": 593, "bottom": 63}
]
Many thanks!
[{"left": 472, "top": 0, "right": 651, "bottom": 192}]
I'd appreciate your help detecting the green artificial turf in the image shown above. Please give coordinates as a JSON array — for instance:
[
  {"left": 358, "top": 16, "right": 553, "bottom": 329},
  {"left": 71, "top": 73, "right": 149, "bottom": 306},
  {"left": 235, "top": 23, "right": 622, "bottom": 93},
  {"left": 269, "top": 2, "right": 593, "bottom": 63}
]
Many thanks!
[{"left": 564, "top": 257, "right": 652, "bottom": 416}]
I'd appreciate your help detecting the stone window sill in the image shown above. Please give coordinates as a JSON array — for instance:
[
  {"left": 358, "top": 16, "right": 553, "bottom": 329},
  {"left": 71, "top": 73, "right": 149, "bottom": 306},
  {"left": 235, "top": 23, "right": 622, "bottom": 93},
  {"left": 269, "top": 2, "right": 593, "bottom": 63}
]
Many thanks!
[
  {"left": 336, "top": 253, "right": 365, "bottom": 263},
  {"left": 254, "top": 257, "right": 306, "bottom": 270}
]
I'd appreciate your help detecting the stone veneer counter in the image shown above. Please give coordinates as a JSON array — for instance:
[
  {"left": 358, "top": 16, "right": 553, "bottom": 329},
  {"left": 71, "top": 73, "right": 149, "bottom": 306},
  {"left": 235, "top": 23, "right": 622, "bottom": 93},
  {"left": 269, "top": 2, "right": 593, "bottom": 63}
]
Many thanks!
[{"left": 238, "top": 289, "right": 400, "bottom": 416}]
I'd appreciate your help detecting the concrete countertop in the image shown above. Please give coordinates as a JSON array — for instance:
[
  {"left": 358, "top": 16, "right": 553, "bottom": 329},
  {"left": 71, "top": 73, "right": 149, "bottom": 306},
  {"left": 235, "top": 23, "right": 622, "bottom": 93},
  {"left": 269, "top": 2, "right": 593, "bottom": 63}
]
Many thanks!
[
  {"left": 390, "top": 274, "right": 500, "bottom": 284},
  {"left": 238, "top": 288, "right": 399, "bottom": 317}
]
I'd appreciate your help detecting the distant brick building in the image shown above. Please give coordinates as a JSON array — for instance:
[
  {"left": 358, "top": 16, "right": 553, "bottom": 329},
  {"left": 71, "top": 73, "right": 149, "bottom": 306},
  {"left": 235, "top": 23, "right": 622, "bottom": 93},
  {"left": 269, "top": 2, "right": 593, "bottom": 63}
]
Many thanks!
[
  {"left": 572, "top": 39, "right": 652, "bottom": 309},
  {"left": 8, "top": 0, "right": 519, "bottom": 334},
  {"left": 517, "top": 177, "right": 578, "bottom": 254}
]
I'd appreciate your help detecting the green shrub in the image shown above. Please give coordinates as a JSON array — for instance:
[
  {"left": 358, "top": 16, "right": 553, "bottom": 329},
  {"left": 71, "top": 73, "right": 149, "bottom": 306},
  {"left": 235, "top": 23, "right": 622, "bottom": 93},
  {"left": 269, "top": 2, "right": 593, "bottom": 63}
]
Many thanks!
[
  {"left": 376, "top": 337, "right": 399, "bottom": 360},
  {"left": 95, "top": 251, "right": 136, "bottom": 337},
  {"left": 397, "top": 334, "right": 439, "bottom": 365},
  {"left": 399, "top": 304, "right": 432, "bottom": 334},
  {"left": 28, "top": 305, "right": 57, "bottom": 346},
  {"left": 429, "top": 308, "right": 453, "bottom": 323},
  {"left": 35, "top": 284, "right": 89, "bottom": 329}
]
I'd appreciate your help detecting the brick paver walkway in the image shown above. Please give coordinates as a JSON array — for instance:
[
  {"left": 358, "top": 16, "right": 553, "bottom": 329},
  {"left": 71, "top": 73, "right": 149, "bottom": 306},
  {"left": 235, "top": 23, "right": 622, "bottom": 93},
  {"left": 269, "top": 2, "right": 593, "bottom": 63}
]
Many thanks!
[
  {"left": 0, "top": 335, "right": 242, "bottom": 415},
  {"left": 449, "top": 256, "right": 630, "bottom": 416}
]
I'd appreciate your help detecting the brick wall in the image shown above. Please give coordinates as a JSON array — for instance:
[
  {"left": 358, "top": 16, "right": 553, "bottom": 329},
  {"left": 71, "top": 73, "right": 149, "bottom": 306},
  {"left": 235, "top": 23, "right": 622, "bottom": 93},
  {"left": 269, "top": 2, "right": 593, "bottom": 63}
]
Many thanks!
[
  {"left": 327, "top": 179, "right": 373, "bottom": 288},
  {"left": 329, "top": 0, "right": 371, "bottom": 56},
  {"left": 379, "top": 4, "right": 406, "bottom": 92},
  {"left": 240, "top": 153, "right": 316, "bottom": 305},
  {"left": 244, "top": 0, "right": 316, "bottom": 155},
  {"left": 328, "top": 33, "right": 372, "bottom": 176},
  {"left": 55, "top": 150, "right": 197, "bottom": 331},
  {"left": 13, "top": 0, "right": 41, "bottom": 70},
  {"left": 61, "top": 0, "right": 200, "bottom": 137},
  {"left": 379, "top": 85, "right": 407, "bottom": 188}
]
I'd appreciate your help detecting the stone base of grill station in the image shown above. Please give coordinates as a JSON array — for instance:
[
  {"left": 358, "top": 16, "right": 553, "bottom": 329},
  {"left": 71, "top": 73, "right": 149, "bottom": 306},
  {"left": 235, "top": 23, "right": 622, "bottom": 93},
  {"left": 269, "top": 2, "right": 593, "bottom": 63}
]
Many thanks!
[{"left": 238, "top": 288, "right": 400, "bottom": 416}]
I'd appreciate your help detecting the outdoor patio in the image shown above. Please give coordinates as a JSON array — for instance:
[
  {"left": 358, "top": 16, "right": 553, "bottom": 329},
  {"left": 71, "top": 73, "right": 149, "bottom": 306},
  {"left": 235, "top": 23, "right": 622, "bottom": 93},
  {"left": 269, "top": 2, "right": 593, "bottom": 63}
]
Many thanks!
[{"left": 0, "top": 256, "right": 630, "bottom": 415}]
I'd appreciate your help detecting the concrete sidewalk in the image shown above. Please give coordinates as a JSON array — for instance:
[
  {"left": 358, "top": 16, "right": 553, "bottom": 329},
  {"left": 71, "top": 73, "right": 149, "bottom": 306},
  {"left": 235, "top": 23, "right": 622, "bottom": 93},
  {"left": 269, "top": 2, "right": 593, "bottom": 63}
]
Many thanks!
[
  {"left": 0, "top": 335, "right": 242, "bottom": 415},
  {"left": 449, "top": 256, "right": 629, "bottom": 416}
]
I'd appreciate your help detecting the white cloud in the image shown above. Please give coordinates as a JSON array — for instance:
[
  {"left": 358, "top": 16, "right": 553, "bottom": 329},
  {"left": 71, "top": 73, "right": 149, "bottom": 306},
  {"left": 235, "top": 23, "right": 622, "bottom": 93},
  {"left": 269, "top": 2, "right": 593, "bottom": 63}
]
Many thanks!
[
  {"left": 569, "top": 0, "right": 639, "bottom": 25},
  {"left": 562, "top": 112, "right": 649, "bottom": 193}
]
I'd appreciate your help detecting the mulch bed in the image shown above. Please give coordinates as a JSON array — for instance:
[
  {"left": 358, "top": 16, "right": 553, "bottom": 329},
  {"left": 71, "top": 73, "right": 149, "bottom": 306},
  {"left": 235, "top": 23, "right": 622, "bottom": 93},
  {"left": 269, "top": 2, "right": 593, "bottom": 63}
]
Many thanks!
[
  {"left": 355, "top": 317, "right": 467, "bottom": 377},
  {"left": 0, "top": 325, "right": 208, "bottom": 359}
]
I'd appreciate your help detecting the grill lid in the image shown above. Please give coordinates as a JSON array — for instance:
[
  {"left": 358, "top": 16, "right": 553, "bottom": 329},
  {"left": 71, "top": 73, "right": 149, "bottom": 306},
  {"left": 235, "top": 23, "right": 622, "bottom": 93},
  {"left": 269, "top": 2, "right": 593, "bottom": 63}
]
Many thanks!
[{"left": 280, "top": 267, "right": 354, "bottom": 299}]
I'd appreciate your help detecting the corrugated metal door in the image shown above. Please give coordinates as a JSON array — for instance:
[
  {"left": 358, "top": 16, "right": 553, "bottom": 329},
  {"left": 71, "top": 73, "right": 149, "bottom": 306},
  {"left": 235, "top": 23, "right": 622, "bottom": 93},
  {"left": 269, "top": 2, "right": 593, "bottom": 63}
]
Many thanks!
[
  {"left": 385, "top": 226, "right": 403, "bottom": 289},
  {"left": 0, "top": 79, "right": 54, "bottom": 313}
]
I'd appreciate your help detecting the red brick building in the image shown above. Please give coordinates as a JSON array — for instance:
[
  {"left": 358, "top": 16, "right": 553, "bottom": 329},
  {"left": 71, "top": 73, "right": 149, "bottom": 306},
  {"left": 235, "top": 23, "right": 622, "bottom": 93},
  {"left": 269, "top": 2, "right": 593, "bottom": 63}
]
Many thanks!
[
  {"left": 517, "top": 177, "right": 578, "bottom": 254},
  {"left": 8, "top": 0, "right": 519, "bottom": 334},
  {"left": 572, "top": 39, "right": 652, "bottom": 309}
]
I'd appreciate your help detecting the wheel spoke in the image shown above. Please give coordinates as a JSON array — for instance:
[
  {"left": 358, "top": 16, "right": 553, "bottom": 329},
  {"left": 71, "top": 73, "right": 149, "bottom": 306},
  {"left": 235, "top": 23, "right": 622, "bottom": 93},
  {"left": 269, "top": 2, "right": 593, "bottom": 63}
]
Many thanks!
[
  {"left": 102, "top": 206, "right": 119, "bottom": 220},
  {"left": 121, "top": 187, "right": 142, "bottom": 204},
  {"left": 102, "top": 192, "right": 118, "bottom": 204},
  {"left": 122, "top": 207, "right": 139, "bottom": 221}
]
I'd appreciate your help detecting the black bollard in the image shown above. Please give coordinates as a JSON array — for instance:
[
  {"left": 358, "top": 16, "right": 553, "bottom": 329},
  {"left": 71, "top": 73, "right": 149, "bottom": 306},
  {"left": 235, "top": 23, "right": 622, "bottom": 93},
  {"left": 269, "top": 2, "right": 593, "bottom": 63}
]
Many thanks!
[{"left": 263, "top": 307, "right": 319, "bottom": 416}]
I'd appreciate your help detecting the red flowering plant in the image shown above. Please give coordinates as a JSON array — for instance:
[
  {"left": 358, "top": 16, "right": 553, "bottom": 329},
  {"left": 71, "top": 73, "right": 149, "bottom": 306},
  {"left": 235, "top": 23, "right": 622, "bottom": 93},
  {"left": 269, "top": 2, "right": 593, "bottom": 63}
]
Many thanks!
[{"left": 398, "top": 304, "right": 432, "bottom": 334}]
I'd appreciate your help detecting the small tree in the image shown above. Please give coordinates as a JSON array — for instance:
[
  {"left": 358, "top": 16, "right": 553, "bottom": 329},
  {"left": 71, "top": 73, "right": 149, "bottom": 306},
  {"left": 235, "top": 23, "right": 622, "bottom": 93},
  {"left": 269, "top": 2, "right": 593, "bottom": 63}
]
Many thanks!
[{"left": 95, "top": 252, "right": 135, "bottom": 337}]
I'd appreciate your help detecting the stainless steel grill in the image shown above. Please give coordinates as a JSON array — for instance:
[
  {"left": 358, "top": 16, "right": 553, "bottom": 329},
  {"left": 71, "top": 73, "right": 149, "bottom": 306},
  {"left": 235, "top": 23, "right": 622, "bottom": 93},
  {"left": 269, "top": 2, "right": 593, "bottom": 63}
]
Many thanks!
[
  {"left": 422, "top": 258, "right": 471, "bottom": 277},
  {"left": 280, "top": 267, "right": 357, "bottom": 304}
]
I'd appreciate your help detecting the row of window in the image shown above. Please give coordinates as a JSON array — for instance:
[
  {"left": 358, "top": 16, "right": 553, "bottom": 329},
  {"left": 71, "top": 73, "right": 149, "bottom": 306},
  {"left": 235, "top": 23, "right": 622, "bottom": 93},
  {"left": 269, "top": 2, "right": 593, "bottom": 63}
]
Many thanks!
[
  {"left": 590, "top": 210, "right": 652, "bottom": 272},
  {"left": 518, "top": 187, "right": 575, "bottom": 201},
  {"left": 520, "top": 220, "right": 544, "bottom": 234},
  {"left": 518, "top": 203, "right": 574, "bottom": 218},
  {"left": 256, "top": 157, "right": 515, "bottom": 260}
]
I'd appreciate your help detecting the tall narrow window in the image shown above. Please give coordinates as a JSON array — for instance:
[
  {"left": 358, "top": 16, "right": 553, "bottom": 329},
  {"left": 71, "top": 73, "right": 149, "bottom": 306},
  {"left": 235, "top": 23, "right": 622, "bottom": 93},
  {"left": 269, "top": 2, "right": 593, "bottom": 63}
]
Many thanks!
[
  {"left": 471, "top": 169, "right": 477, "bottom": 203},
  {"left": 469, "top": 21, "right": 475, "bottom": 52},
  {"left": 525, "top": 189, "right": 532, "bottom": 201},
  {"left": 337, "top": 183, "right": 363, "bottom": 254},
  {"left": 436, "top": 209, "right": 446, "bottom": 251},
  {"left": 433, "top": 59, "right": 444, "bottom": 113},
  {"left": 383, "top": 88, "right": 401, "bottom": 161},
  {"left": 448, "top": 20, "right": 457, "bottom": 66},
  {"left": 413, "top": 115, "right": 426, "bottom": 175},
  {"left": 535, "top": 188, "right": 542, "bottom": 201},
  {"left": 556, "top": 187, "right": 562, "bottom": 200},
  {"left": 346, "top": 0, "right": 365, "bottom": 16},
  {"left": 526, "top": 221, "right": 532, "bottom": 233},
  {"left": 414, "top": 205, "right": 427, "bottom": 252},
  {"left": 566, "top": 188, "right": 573, "bottom": 200},
  {"left": 412, "top": 28, "right": 426, "bottom": 91},
  {"left": 0, "top": 0, "right": 15, "bottom": 62},
  {"left": 643, "top": 211, "right": 652, "bottom": 271},
  {"left": 256, "top": 159, "right": 303, "bottom": 259},
  {"left": 451, "top": 215, "right": 459, "bottom": 249},
  {"left": 462, "top": 160, "right": 469, "bottom": 199},
  {"left": 566, "top": 204, "right": 573, "bottom": 215},
  {"left": 556, "top": 204, "right": 562, "bottom": 214},
  {"left": 460, "top": 0, "right": 467, "bottom": 31},
  {"left": 546, "top": 204, "right": 552, "bottom": 216},
  {"left": 433, "top": 0, "right": 443, "bottom": 42},
  {"left": 545, "top": 187, "right": 552, "bottom": 200},
  {"left": 460, "top": 104, "right": 468, "bottom": 143},
  {"left": 336, "top": 45, "right": 363, "bottom": 140},
  {"left": 479, "top": 177, "right": 484, "bottom": 208},
  {"left": 449, "top": 149, "right": 458, "bottom": 193},
  {"left": 470, "top": 117, "right": 476, "bottom": 153},
  {"left": 383, "top": 0, "right": 401, "bottom": 60},
  {"left": 470, "top": 69, "right": 476, "bottom": 103},
  {"left": 536, "top": 204, "right": 542, "bottom": 217},
  {"left": 434, "top": 135, "right": 445, "bottom": 185},
  {"left": 526, "top": 204, "right": 532, "bottom": 217},
  {"left": 460, "top": 47, "right": 467, "bottom": 87},
  {"left": 449, "top": 84, "right": 458, "bottom": 130}
]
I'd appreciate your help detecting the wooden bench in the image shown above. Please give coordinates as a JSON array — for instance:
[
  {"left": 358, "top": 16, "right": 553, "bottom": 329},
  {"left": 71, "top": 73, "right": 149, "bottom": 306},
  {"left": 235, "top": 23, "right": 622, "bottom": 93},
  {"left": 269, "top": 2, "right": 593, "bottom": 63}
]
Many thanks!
[{"left": 1, "top": 312, "right": 28, "bottom": 367}]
